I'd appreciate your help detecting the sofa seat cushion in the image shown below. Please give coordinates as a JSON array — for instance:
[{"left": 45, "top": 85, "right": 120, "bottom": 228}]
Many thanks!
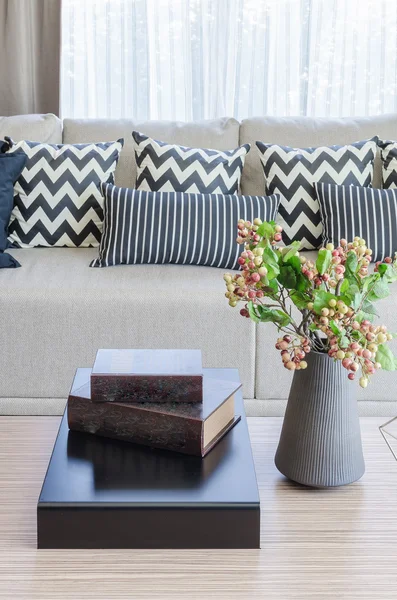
[{"left": 1, "top": 248, "right": 255, "bottom": 400}]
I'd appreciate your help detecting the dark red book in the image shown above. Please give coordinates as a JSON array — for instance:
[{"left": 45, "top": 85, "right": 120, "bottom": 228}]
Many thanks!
[
  {"left": 68, "top": 368, "right": 241, "bottom": 457},
  {"left": 91, "top": 349, "right": 203, "bottom": 403}
]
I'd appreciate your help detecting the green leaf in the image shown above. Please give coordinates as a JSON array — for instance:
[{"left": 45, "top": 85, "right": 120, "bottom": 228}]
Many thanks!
[
  {"left": 281, "top": 241, "right": 301, "bottom": 262},
  {"left": 285, "top": 255, "right": 302, "bottom": 275},
  {"left": 295, "top": 273, "right": 311, "bottom": 292},
  {"left": 256, "top": 221, "right": 275, "bottom": 239},
  {"left": 362, "top": 300, "right": 379, "bottom": 317},
  {"left": 339, "top": 278, "right": 350, "bottom": 295},
  {"left": 312, "top": 290, "right": 336, "bottom": 314},
  {"left": 329, "top": 320, "right": 343, "bottom": 335},
  {"left": 316, "top": 248, "right": 332, "bottom": 275},
  {"left": 344, "top": 251, "right": 360, "bottom": 285},
  {"left": 378, "top": 263, "right": 397, "bottom": 283},
  {"left": 290, "top": 291, "right": 311, "bottom": 310},
  {"left": 349, "top": 290, "right": 363, "bottom": 311},
  {"left": 345, "top": 251, "right": 358, "bottom": 273},
  {"left": 277, "top": 265, "right": 297, "bottom": 289},
  {"left": 367, "top": 279, "right": 390, "bottom": 302},
  {"left": 255, "top": 304, "right": 292, "bottom": 328},
  {"left": 261, "top": 247, "right": 280, "bottom": 280},
  {"left": 247, "top": 301, "right": 260, "bottom": 323},
  {"left": 340, "top": 335, "right": 350, "bottom": 349},
  {"left": 375, "top": 344, "right": 396, "bottom": 371},
  {"left": 263, "top": 279, "right": 278, "bottom": 294}
]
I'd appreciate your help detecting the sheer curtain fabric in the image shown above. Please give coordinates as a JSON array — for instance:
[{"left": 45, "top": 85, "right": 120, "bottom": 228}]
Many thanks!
[{"left": 61, "top": 0, "right": 397, "bottom": 120}]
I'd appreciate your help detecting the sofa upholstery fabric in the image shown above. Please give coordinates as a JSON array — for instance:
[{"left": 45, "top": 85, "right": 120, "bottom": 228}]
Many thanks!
[
  {"left": 2, "top": 247, "right": 256, "bottom": 401},
  {"left": 63, "top": 117, "right": 240, "bottom": 190},
  {"left": 240, "top": 113, "right": 397, "bottom": 196},
  {"left": 1, "top": 113, "right": 397, "bottom": 416}
]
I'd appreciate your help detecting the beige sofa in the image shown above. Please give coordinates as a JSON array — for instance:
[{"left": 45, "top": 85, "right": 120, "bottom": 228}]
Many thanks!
[{"left": 1, "top": 112, "right": 397, "bottom": 416}]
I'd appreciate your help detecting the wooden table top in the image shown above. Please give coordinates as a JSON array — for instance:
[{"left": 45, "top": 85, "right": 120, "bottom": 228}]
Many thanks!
[{"left": 0, "top": 416, "right": 396, "bottom": 599}]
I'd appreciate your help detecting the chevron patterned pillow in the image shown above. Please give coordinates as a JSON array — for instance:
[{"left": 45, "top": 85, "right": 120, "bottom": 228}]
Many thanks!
[
  {"left": 132, "top": 131, "right": 250, "bottom": 194},
  {"left": 379, "top": 140, "right": 397, "bottom": 189},
  {"left": 90, "top": 183, "right": 280, "bottom": 268},
  {"left": 6, "top": 139, "right": 123, "bottom": 248},
  {"left": 256, "top": 138, "right": 378, "bottom": 251}
]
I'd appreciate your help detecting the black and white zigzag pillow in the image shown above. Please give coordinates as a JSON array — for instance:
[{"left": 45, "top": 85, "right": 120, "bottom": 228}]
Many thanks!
[
  {"left": 91, "top": 184, "right": 280, "bottom": 269},
  {"left": 7, "top": 139, "right": 123, "bottom": 248},
  {"left": 132, "top": 131, "right": 250, "bottom": 195},
  {"left": 379, "top": 140, "right": 397, "bottom": 189},
  {"left": 256, "top": 138, "right": 378, "bottom": 250}
]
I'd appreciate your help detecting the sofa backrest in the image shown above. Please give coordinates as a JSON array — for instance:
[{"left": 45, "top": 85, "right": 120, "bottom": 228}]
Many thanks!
[
  {"left": 240, "top": 114, "right": 397, "bottom": 195},
  {"left": 3, "top": 112, "right": 397, "bottom": 195},
  {"left": 62, "top": 117, "right": 240, "bottom": 189},
  {"left": 0, "top": 113, "right": 62, "bottom": 144}
]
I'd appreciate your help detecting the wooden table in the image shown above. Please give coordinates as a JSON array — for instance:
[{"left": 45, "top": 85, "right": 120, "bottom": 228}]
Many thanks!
[{"left": 0, "top": 417, "right": 396, "bottom": 599}]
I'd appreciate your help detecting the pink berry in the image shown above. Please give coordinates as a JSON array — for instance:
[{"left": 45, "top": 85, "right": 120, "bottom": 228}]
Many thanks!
[
  {"left": 240, "top": 308, "right": 249, "bottom": 317},
  {"left": 385, "top": 256, "right": 392, "bottom": 264},
  {"left": 362, "top": 349, "right": 372, "bottom": 359},
  {"left": 251, "top": 273, "right": 260, "bottom": 283},
  {"left": 248, "top": 290, "right": 256, "bottom": 299},
  {"left": 274, "top": 233, "right": 282, "bottom": 242},
  {"left": 286, "top": 361, "right": 296, "bottom": 370},
  {"left": 342, "top": 358, "right": 352, "bottom": 369},
  {"left": 348, "top": 373, "right": 355, "bottom": 380},
  {"left": 279, "top": 341, "right": 289, "bottom": 350},
  {"left": 238, "top": 257, "right": 245, "bottom": 265}
]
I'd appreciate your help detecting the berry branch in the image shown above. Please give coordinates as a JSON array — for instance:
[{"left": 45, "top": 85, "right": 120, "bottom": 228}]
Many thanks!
[{"left": 223, "top": 219, "right": 397, "bottom": 387}]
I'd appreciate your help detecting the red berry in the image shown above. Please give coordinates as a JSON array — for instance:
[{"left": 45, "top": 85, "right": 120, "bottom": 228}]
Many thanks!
[
  {"left": 342, "top": 358, "right": 352, "bottom": 369},
  {"left": 348, "top": 373, "right": 355, "bottom": 380},
  {"left": 385, "top": 256, "right": 392, "bottom": 264},
  {"left": 238, "top": 257, "right": 245, "bottom": 265}
]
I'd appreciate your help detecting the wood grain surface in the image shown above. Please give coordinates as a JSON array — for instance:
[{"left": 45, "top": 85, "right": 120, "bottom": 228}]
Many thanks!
[{"left": 0, "top": 416, "right": 396, "bottom": 599}]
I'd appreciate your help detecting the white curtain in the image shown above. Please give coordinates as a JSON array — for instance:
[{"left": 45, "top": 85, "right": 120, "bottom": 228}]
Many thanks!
[{"left": 61, "top": 0, "right": 397, "bottom": 120}]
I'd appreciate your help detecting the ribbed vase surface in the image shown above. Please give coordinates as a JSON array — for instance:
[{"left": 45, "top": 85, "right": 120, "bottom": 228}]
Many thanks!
[{"left": 275, "top": 351, "right": 365, "bottom": 487}]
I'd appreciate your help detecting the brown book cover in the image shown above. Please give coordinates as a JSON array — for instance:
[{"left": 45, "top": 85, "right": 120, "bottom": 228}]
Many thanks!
[
  {"left": 68, "top": 368, "right": 241, "bottom": 457},
  {"left": 91, "top": 349, "right": 203, "bottom": 403}
]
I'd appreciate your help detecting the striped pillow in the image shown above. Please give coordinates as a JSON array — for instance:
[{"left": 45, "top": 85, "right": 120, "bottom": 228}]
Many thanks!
[
  {"left": 90, "top": 184, "right": 280, "bottom": 269},
  {"left": 315, "top": 182, "right": 397, "bottom": 261}
]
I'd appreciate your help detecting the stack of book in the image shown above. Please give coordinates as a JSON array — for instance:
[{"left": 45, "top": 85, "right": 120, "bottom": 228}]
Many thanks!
[{"left": 67, "top": 349, "right": 242, "bottom": 457}]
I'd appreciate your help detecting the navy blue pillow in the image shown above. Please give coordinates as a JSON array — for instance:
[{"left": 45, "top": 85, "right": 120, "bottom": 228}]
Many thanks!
[{"left": 0, "top": 147, "right": 27, "bottom": 268}]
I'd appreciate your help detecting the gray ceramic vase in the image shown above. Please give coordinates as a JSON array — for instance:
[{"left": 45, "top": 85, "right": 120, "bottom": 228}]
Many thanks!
[{"left": 275, "top": 351, "right": 365, "bottom": 487}]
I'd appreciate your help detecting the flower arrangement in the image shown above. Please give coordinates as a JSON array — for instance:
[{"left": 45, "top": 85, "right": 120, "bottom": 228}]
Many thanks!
[{"left": 224, "top": 219, "right": 397, "bottom": 388}]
